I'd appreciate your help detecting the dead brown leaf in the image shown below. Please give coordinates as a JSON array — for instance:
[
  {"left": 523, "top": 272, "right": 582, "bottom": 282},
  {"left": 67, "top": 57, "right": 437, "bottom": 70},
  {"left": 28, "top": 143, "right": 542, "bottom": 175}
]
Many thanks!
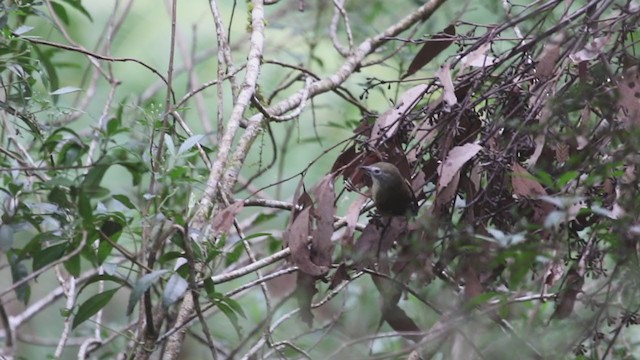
[
  {"left": 555, "top": 143, "right": 570, "bottom": 164},
  {"left": 435, "top": 62, "right": 457, "bottom": 106},
  {"left": 569, "top": 36, "right": 610, "bottom": 63},
  {"left": 552, "top": 267, "right": 584, "bottom": 319},
  {"left": 617, "top": 66, "right": 640, "bottom": 128},
  {"left": 311, "top": 175, "right": 336, "bottom": 268},
  {"left": 342, "top": 194, "right": 367, "bottom": 246},
  {"left": 331, "top": 144, "right": 358, "bottom": 175},
  {"left": 295, "top": 272, "right": 318, "bottom": 327},
  {"left": 434, "top": 171, "right": 460, "bottom": 210},
  {"left": 354, "top": 218, "right": 408, "bottom": 269},
  {"left": 211, "top": 201, "right": 244, "bottom": 235},
  {"left": 511, "top": 163, "right": 554, "bottom": 225},
  {"left": 382, "top": 304, "right": 422, "bottom": 342},
  {"left": 403, "top": 24, "right": 456, "bottom": 79},
  {"left": 511, "top": 163, "right": 547, "bottom": 198},
  {"left": 437, "top": 143, "right": 483, "bottom": 192},
  {"left": 544, "top": 260, "right": 564, "bottom": 287},
  {"left": 328, "top": 262, "right": 350, "bottom": 290},
  {"left": 285, "top": 207, "right": 329, "bottom": 276},
  {"left": 370, "top": 84, "right": 427, "bottom": 145},
  {"left": 460, "top": 43, "right": 496, "bottom": 69},
  {"left": 536, "top": 33, "right": 563, "bottom": 79}
]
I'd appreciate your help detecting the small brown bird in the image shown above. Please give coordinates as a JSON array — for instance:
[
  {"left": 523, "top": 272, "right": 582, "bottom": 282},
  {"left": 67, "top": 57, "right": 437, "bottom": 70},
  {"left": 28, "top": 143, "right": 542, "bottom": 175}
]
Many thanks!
[{"left": 360, "top": 162, "right": 418, "bottom": 216}]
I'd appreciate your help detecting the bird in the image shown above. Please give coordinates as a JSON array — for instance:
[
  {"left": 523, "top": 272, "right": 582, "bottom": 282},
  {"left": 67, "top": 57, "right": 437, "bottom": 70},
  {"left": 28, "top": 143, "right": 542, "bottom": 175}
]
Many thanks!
[{"left": 359, "top": 162, "right": 419, "bottom": 216}]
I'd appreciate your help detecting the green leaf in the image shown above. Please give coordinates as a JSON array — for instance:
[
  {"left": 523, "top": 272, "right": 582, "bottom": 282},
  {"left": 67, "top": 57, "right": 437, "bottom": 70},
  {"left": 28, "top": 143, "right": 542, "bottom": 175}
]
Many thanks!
[
  {"left": 225, "top": 242, "right": 245, "bottom": 266},
  {"left": 41, "top": 127, "right": 83, "bottom": 155},
  {"left": 48, "top": 186, "right": 73, "bottom": 209},
  {"left": 106, "top": 117, "right": 120, "bottom": 136},
  {"left": 50, "top": 2, "right": 70, "bottom": 25},
  {"left": 157, "top": 251, "right": 184, "bottom": 264},
  {"left": 33, "top": 242, "right": 66, "bottom": 271},
  {"left": 203, "top": 278, "right": 215, "bottom": 299},
  {"left": 0, "top": 224, "right": 14, "bottom": 252},
  {"left": 252, "top": 213, "right": 277, "bottom": 226},
  {"left": 212, "top": 294, "right": 245, "bottom": 337},
  {"left": 206, "top": 291, "right": 246, "bottom": 336},
  {"left": 463, "top": 292, "right": 499, "bottom": 310},
  {"left": 119, "top": 161, "right": 145, "bottom": 186},
  {"left": 81, "top": 162, "right": 111, "bottom": 195},
  {"left": 9, "top": 253, "right": 30, "bottom": 304},
  {"left": 18, "top": 232, "right": 59, "bottom": 260},
  {"left": 113, "top": 194, "right": 136, "bottom": 209},
  {"left": 78, "top": 191, "right": 93, "bottom": 223},
  {"left": 164, "top": 134, "right": 175, "bottom": 156},
  {"left": 72, "top": 288, "right": 118, "bottom": 329},
  {"left": 50, "top": 86, "right": 82, "bottom": 96},
  {"left": 64, "top": 253, "right": 81, "bottom": 277},
  {"left": 556, "top": 170, "right": 579, "bottom": 188},
  {"left": 33, "top": 47, "right": 60, "bottom": 94},
  {"left": 13, "top": 25, "right": 34, "bottom": 35},
  {"left": 220, "top": 296, "right": 245, "bottom": 319},
  {"left": 163, "top": 273, "right": 189, "bottom": 309},
  {"left": 177, "top": 134, "right": 205, "bottom": 156},
  {"left": 59, "top": 0, "right": 93, "bottom": 21},
  {"left": 58, "top": 141, "right": 84, "bottom": 166},
  {"left": 97, "top": 240, "right": 113, "bottom": 265},
  {"left": 127, "top": 270, "right": 169, "bottom": 315},
  {"left": 77, "top": 274, "right": 131, "bottom": 296}
]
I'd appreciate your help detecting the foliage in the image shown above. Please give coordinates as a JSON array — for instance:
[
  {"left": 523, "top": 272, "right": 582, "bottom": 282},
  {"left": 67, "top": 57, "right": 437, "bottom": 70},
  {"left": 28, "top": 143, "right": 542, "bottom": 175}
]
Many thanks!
[{"left": 0, "top": 0, "right": 640, "bottom": 359}]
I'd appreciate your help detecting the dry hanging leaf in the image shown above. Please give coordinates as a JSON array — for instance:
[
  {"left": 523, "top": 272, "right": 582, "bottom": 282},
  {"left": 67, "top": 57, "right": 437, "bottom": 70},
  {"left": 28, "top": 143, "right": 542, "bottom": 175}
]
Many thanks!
[
  {"left": 331, "top": 144, "right": 358, "bottom": 175},
  {"left": 211, "top": 201, "right": 244, "bottom": 235},
  {"left": 536, "top": 33, "right": 564, "bottom": 79},
  {"left": 617, "top": 66, "right": 640, "bottom": 128},
  {"left": 544, "top": 260, "right": 564, "bottom": 287},
  {"left": 403, "top": 24, "right": 456, "bottom": 79},
  {"left": 284, "top": 207, "right": 329, "bottom": 276},
  {"left": 342, "top": 194, "right": 367, "bottom": 245},
  {"left": 569, "top": 36, "right": 610, "bottom": 63},
  {"left": 460, "top": 43, "right": 496, "bottom": 69},
  {"left": 354, "top": 218, "right": 407, "bottom": 269},
  {"left": 328, "top": 262, "right": 350, "bottom": 290},
  {"left": 551, "top": 267, "right": 584, "bottom": 319},
  {"left": 435, "top": 62, "right": 457, "bottom": 106},
  {"left": 511, "top": 162, "right": 554, "bottom": 225},
  {"left": 289, "top": 177, "right": 313, "bottom": 224},
  {"left": 511, "top": 163, "right": 547, "bottom": 198},
  {"left": 434, "top": 171, "right": 460, "bottom": 210},
  {"left": 311, "top": 175, "right": 336, "bottom": 268},
  {"left": 437, "top": 143, "right": 483, "bottom": 192},
  {"left": 370, "top": 84, "right": 427, "bottom": 145},
  {"left": 295, "top": 272, "right": 318, "bottom": 327},
  {"left": 382, "top": 304, "right": 422, "bottom": 342},
  {"left": 461, "top": 265, "right": 483, "bottom": 302},
  {"left": 555, "top": 143, "right": 570, "bottom": 164}
]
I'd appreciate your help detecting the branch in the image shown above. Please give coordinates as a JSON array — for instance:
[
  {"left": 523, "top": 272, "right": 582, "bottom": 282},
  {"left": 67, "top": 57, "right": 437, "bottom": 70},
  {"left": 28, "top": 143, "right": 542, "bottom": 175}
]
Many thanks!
[
  {"left": 223, "top": 0, "right": 447, "bottom": 193},
  {"left": 190, "top": 0, "right": 267, "bottom": 230}
]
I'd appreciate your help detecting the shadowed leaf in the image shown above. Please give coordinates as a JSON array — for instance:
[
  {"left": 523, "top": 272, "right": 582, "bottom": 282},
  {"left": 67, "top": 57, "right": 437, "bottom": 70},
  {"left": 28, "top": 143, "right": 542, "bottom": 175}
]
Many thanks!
[
  {"left": 73, "top": 289, "right": 118, "bottom": 329},
  {"left": 437, "top": 143, "right": 483, "bottom": 192},
  {"left": 127, "top": 270, "right": 169, "bottom": 315},
  {"left": 212, "top": 201, "right": 244, "bottom": 235},
  {"left": 311, "top": 175, "right": 336, "bottom": 268},
  {"left": 371, "top": 84, "right": 427, "bottom": 145},
  {"left": 285, "top": 207, "right": 329, "bottom": 276},
  {"left": 296, "top": 272, "right": 317, "bottom": 327},
  {"left": 435, "top": 62, "right": 457, "bottom": 106},
  {"left": 403, "top": 24, "right": 455, "bottom": 78}
]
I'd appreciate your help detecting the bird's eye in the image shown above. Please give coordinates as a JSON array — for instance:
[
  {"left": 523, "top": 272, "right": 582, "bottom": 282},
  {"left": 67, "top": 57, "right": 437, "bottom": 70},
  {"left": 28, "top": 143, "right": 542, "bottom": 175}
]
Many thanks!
[{"left": 372, "top": 168, "right": 382, "bottom": 175}]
